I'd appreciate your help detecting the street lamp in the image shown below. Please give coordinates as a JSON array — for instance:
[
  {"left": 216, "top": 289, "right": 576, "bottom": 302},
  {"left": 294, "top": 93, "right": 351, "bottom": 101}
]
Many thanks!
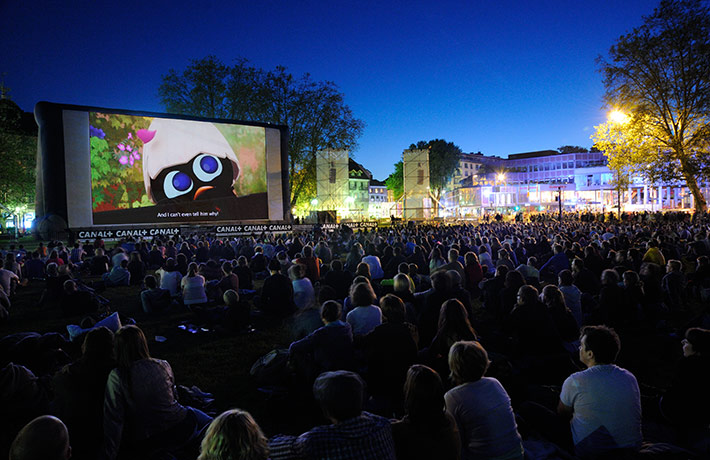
[{"left": 608, "top": 109, "right": 629, "bottom": 125}]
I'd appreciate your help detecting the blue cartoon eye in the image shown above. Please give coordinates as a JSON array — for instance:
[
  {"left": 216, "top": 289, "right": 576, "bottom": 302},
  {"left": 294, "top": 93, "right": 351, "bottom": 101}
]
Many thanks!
[
  {"left": 193, "top": 153, "right": 223, "bottom": 182},
  {"left": 164, "top": 171, "right": 193, "bottom": 199}
]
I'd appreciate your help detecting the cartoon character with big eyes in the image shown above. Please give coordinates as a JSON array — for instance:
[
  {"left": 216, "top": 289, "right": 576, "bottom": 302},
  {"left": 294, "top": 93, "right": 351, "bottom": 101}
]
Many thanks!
[{"left": 139, "top": 118, "right": 240, "bottom": 204}]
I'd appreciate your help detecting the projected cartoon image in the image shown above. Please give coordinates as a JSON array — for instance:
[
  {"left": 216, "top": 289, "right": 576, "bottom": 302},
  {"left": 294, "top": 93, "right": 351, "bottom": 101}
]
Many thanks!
[
  {"left": 89, "top": 113, "right": 267, "bottom": 224},
  {"left": 141, "top": 118, "right": 241, "bottom": 204}
]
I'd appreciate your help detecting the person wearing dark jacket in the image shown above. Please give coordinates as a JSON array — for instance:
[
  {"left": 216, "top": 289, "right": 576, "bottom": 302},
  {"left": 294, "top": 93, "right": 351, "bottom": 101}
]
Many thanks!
[
  {"left": 289, "top": 301, "right": 355, "bottom": 384},
  {"left": 364, "top": 295, "right": 418, "bottom": 415}
]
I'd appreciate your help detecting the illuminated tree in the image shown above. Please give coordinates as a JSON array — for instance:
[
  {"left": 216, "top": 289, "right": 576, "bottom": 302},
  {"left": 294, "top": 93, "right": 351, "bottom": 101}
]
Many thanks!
[
  {"left": 0, "top": 98, "right": 36, "bottom": 229},
  {"left": 596, "top": 0, "right": 710, "bottom": 213},
  {"left": 385, "top": 161, "right": 404, "bottom": 200},
  {"left": 159, "top": 57, "right": 364, "bottom": 208}
]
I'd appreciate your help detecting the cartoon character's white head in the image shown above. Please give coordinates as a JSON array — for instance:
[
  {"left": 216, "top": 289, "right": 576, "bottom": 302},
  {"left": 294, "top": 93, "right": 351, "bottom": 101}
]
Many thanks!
[{"left": 140, "top": 118, "right": 240, "bottom": 203}]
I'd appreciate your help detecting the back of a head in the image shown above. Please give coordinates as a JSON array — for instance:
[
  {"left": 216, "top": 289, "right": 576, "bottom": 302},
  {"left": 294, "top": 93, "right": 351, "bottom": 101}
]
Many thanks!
[
  {"left": 448, "top": 340, "right": 489, "bottom": 386},
  {"left": 82, "top": 326, "right": 114, "bottom": 363},
  {"left": 320, "top": 300, "right": 342, "bottom": 323},
  {"left": 447, "top": 269, "right": 462, "bottom": 288},
  {"left": 198, "top": 409, "right": 269, "bottom": 460},
  {"left": 223, "top": 289, "right": 240, "bottom": 306},
  {"left": 431, "top": 271, "right": 450, "bottom": 292},
  {"left": 517, "top": 284, "right": 539, "bottom": 306},
  {"left": 330, "top": 259, "right": 343, "bottom": 271},
  {"left": 581, "top": 325, "right": 620, "bottom": 364},
  {"left": 10, "top": 415, "right": 70, "bottom": 460},
  {"left": 393, "top": 273, "right": 411, "bottom": 293},
  {"left": 313, "top": 371, "right": 364, "bottom": 422},
  {"left": 403, "top": 365, "right": 445, "bottom": 425},
  {"left": 380, "top": 294, "right": 406, "bottom": 323},
  {"left": 115, "top": 325, "right": 150, "bottom": 373},
  {"left": 350, "top": 282, "right": 376, "bottom": 307}
]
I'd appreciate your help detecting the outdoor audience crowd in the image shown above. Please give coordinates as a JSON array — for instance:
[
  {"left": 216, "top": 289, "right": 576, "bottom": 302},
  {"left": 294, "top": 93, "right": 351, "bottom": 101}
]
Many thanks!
[{"left": 1, "top": 210, "right": 709, "bottom": 459}]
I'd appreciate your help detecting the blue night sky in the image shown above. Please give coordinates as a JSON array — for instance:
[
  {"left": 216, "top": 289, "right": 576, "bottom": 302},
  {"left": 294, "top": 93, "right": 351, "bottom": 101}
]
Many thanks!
[{"left": 1, "top": 0, "right": 657, "bottom": 181}]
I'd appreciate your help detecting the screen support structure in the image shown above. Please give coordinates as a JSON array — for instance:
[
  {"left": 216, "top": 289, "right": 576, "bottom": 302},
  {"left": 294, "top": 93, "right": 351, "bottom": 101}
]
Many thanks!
[
  {"left": 316, "top": 149, "right": 349, "bottom": 218},
  {"left": 403, "top": 149, "right": 431, "bottom": 220}
]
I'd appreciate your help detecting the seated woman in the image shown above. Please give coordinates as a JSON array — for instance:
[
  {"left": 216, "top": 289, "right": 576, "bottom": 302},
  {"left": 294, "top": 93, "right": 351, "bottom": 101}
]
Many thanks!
[
  {"left": 445, "top": 341, "right": 524, "bottom": 460},
  {"left": 198, "top": 409, "right": 269, "bottom": 460},
  {"left": 182, "top": 262, "right": 208, "bottom": 306},
  {"left": 289, "top": 264, "right": 315, "bottom": 310},
  {"left": 102, "top": 325, "right": 212, "bottom": 460},
  {"left": 423, "top": 299, "right": 478, "bottom": 379},
  {"left": 392, "top": 365, "right": 460, "bottom": 460},
  {"left": 345, "top": 282, "right": 382, "bottom": 336}
]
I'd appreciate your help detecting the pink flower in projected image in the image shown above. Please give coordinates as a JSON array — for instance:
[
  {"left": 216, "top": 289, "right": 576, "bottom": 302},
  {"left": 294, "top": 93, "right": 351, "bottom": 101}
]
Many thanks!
[
  {"left": 129, "top": 157, "right": 135, "bottom": 166},
  {"left": 127, "top": 133, "right": 133, "bottom": 139},
  {"left": 134, "top": 153, "right": 140, "bottom": 160},
  {"left": 119, "top": 156, "right": 129, "bottom": 165},
  {"left": 117, "top": 144, "right": 126, "bottom": 151},
  {"left": 126, "top": 145, "right": 132, "bottom": 151}
]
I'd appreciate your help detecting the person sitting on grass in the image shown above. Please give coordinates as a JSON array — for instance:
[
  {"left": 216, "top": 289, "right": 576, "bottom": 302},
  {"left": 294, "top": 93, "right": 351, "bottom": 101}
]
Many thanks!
[
  {"left": 289, "top": 300, "right": 354, "bottom": 385},
  {"left": 269, "top": 370, "right": 396, "bottom": 460},
  {"left": 182, "top": 262, "right": 207, "bottom": 307},
  {"left": 102, "top": 325, "right": 212, "bottom": 460},
  {"left": 156, "top": 258, "right": 182, "bottom": 298},
  {"left": 445, "top": 341, "right": 524, "bottom": 460},
  {"left": 140, "top": 275, "right": 172, "bottom": 313},
  {"left": 346, "top": 281, "right": 382, "bottom": 336},
  {"left": 391, "top": 365, "right": 460, "bottom": 460},
  {"left": 198, "top": 409, "right": 269, "bottom": 460},
  {"left": 59, "top": 280, "right": 99, "bottom": 317},
  {"left": 102, "top": 259, "right": 130, "bottom": 287},
  {"left": 557, "top": 326, "right": 642, "bottom": 458}
]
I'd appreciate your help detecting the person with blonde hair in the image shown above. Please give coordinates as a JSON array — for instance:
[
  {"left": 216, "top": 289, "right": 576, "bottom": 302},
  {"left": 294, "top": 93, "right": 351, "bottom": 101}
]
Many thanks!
[{"left": 198, "top": 409, "right": 269, "bottom": 460}]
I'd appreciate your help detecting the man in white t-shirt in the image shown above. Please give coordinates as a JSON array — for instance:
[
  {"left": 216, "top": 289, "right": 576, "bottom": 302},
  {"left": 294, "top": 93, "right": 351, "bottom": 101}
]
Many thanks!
[{"left": 558, "top": 325, "right": 642, "bottom": 458}]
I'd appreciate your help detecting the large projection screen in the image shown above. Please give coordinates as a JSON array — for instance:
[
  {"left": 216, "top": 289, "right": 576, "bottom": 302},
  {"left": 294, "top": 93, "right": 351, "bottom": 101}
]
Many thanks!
[{"left": 35, "top": 102, "right": 289, "bottom": 230}]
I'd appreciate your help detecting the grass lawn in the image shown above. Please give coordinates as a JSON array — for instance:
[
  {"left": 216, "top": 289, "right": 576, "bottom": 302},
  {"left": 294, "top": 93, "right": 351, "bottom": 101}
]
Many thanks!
[{"left": 0, "top": 274, "right": 323, "bottom": 437}]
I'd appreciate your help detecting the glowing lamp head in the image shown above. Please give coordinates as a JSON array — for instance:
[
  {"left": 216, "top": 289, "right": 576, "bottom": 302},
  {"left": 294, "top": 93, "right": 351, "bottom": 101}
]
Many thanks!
[
  {"left": 608, "top": 110, "right": 629, "bottom": 124},
  {"left": 497, "top": 173, "right": 506, "bottom": 182}
]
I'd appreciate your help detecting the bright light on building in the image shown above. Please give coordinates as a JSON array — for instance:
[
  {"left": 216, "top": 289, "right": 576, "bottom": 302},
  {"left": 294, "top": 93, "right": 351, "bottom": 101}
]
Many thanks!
[
  {"left": 310, "top": 198, "right": 318, "bottom": 206},
  {"left": 497, "top": 173, "right": 506, "bottom": 182}
]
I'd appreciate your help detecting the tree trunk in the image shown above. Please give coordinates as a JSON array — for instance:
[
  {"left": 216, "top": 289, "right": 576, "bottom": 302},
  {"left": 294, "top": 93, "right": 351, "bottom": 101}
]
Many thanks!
[
  {"left": 685, "top": 174, "right": 707, "bottom": 214},
  {"left": 679, "top": 156, "right": 708, "bottom": 213}
]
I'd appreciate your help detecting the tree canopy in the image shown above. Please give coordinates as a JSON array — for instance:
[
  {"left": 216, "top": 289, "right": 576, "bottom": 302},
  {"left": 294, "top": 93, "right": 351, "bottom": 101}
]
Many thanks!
[
  {"left": 385, "top": 161, "right": 404, "bottom": 200},
  {"left": 0, "top": 99, "right": 36, "bottom": 220},
  {"left": 557, "top": 145, "right": 589, "bottom": 153},
  {"left": 594, "top": 0, "right": 710, "bottom": 212},
  {"left": 158, "top": 56, "right": 365, "bottom": 208}
]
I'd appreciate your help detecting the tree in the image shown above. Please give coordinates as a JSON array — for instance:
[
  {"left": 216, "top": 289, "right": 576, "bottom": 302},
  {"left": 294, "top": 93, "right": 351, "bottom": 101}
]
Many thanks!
[
  {"left": 385, "top": 161, "right": 403, "bottom": 200},
  {"left": 0, "top": 98, "right": 36, "bottom": 230},
  {"left": 596, "top": 0, "right": 710, "bottom": 213},
  {"left": 159, "top": 56, "right": 365, "bottom": 209},
  {"left": 408, "top": 139, "right": 461, "bottom": 214},
  {"left": 557, "top": 145, "right": 589, "bottom": 153}
]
